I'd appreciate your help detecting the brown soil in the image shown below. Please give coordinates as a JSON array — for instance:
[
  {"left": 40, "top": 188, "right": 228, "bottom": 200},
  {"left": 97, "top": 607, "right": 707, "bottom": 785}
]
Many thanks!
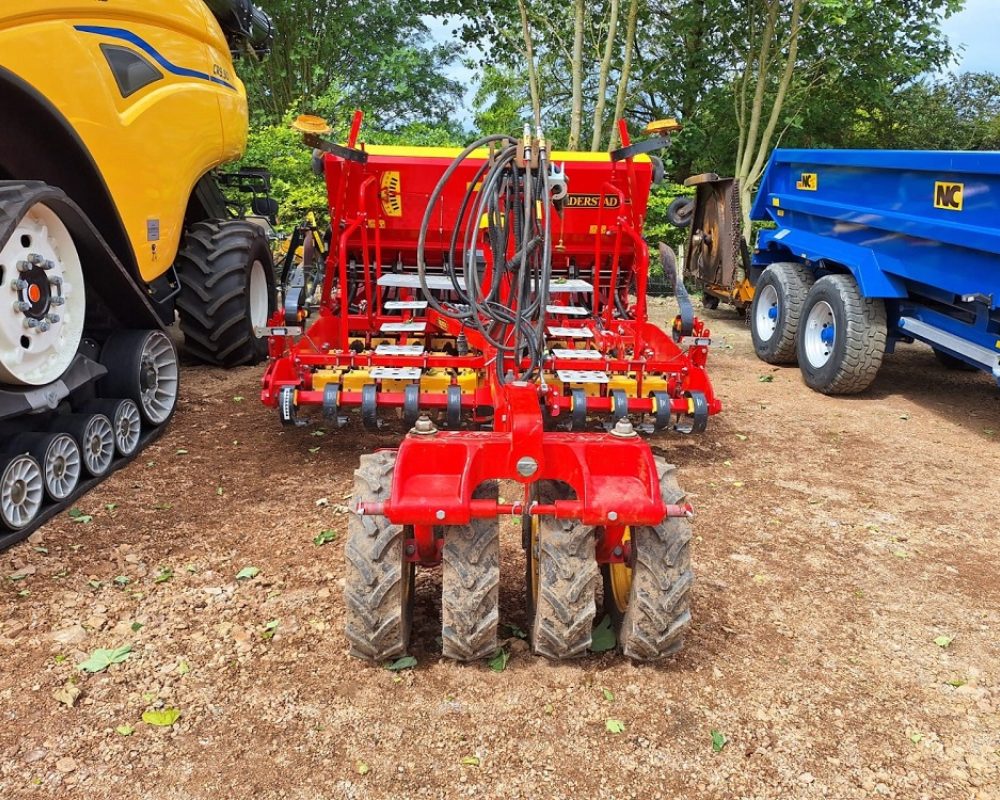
[{"left": 1, "top": 302, "right": 998, "bottom": 799}]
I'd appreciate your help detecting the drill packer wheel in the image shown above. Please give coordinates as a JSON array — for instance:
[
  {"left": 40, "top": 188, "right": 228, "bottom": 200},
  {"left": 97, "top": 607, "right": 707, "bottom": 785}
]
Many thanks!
[
  {"left": 344, "top": 451, "right": 414, "bottom": 661},
  {"left": 441, "top": 482, "right": 500, "bottom": 661},
  {"left": 600, "top": 457, "right": 693, "bottom": 661},
  {"left": 527, "top": 482, "right": 600, "bottom": 659}
]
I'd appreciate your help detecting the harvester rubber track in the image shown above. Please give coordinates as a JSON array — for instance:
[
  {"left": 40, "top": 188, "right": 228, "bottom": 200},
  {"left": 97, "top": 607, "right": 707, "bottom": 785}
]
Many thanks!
[{"left": 0, "top": 181, "right": 177, "bottom": 551}]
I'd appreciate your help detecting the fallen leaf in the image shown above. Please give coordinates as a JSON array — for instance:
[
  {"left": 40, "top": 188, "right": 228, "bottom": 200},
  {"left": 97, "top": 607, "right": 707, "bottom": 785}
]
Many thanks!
[
  {"left": 488, "top": 648, "right": 509, "bottom": 673},
  {"left": 130, "top": 622, "right": 143, "bottom": 633},
  {"left": 711, "top": 729, "right": 727, "bottom": 752},
  {"left": 232, "top": 396, "right": 244, "bottom": 403},
  {"left": 142, "top": 708, "right": 181, "bottom": 727},
  {"left": 9, "top": 566, "right": 36, "bottom": 581},
  {"left": 503, "top": 623, "right": 528, "bottom": 640},
  {"left": 461, "top": 756, "right": 480, "bottom": 766},
  {"left": 909, "top": 732, "right": 924, "bottom": 744},
  {"left": 356, "top": 761, "right": 369, "bottom": 776},
  {"left": 105, "top": 503, "right": 118, "bottom": 512},
  {"left": 758, "top": 374, "right": 774, "bottom": 383},
  {"left": 235, "top": 566, "right": 260, "bottom": 581},
  {"left": 602, "top": 688, "right": 615, "bottom": 702},
  {"left": 113, "top": 575, "right": 130, "bottom": 587},
  {"left": 177, "top": 660, "right": 191, "bottom": 676},
  {"left": 175, "top": 449, "right": 188, "bottom": 456},
  {"left": 261, "top": 619, "right": 280, "bottom": 640},
  {"left": 78, "top": 644, "right": 132, "bottom": 674},
  {"left": 386, "top": 655, "right": 417, "bottom": 672},
  {"left": 605, "top": 719, "right": 625, "bottom": 734},
  {"left": 934, "top": 635, "right": 953, "bottom": 648},
  {"left": 945, "top": 678, "right": 966, "bottom": 688},
  {"left": 313, "top": 530, "right": 338, "bottom": 547},
  {"left": 53, "top": 682, "right": 81, "bottom": 707},
  {"left": 308, "top": 446, "right": 321, "bottom": 454},
  {"left": 735, "top": 433, "right": 748, "bottom": 441},
  {"left": 590, "top": 615, "right": 616, "bottom": 653},
  {"left": 154, "top": 568, "right": 173, "bottom": 584},
  {"left": 116, "top": 724, "right": 134, "bottom": 736}
]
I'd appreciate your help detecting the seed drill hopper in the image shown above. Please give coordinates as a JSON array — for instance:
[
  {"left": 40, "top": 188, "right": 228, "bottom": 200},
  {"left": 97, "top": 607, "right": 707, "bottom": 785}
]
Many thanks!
[{"left": 261, "top": 114, "right": 721, "bottom": 661}]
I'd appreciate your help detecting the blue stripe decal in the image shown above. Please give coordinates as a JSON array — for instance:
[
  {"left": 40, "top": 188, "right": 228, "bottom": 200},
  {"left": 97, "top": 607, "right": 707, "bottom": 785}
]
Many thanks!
[{"left": 74, "top": 25, "right": 236, "bottom": 91}]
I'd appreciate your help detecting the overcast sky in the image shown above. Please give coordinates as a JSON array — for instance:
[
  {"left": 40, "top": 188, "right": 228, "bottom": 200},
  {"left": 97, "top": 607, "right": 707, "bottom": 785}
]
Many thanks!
[{"left": 429, "top": 1, "right": 998, "bottom": 129}]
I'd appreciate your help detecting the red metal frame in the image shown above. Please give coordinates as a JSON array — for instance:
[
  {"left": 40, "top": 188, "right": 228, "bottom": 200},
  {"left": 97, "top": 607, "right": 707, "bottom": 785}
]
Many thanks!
[{"left": 261, "top": 116, "right": 720, "bottom": 565}]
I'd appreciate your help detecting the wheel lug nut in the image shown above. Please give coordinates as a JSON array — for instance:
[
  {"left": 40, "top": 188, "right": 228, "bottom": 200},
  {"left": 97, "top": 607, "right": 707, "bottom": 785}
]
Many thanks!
[
  {"left": 50, "top": 296, "right": 65, "bottom": 306},
  {"left": 42, "top": 260, "right": 55, "bottom": 271},
  {"left": 47, "top": 313, "right": 60, "bottom": 324},
  {"left": 13, "top": 300, "right": 30, "bottom": 313},
  {"left": 50, "top": 275, "right": 63, "bottom": 286},
  {"left": 38, "top": 320, "right": 51, "bottom": 332},
  {"left": 15, "top": 279, "right": 28, "bottom": 291},
  {"left": 16, "top": 260, "right": 30, "bottom": 273},
  {"left": 27, "top": 253, "right": 44, "bottom": 266},
  {"left": 25, "top": 318, "right": 39, "bottom": 328}
]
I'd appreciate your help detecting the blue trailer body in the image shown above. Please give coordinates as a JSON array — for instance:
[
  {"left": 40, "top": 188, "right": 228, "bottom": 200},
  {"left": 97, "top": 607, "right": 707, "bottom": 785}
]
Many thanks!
[{"left": 750, "top": 149, "right": 1000, "bottom": 382}]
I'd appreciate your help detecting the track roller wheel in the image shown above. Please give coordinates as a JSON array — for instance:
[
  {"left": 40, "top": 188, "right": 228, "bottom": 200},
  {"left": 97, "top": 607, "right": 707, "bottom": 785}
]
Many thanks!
[
  {"left": 344, "top": 451, "right": 414, "bottom": 661},
  {"left": 51, "top": 413, "right": 114, "bottom": 477},
  {"left": 100, "top": 330, "right": 178, "bottom": 426},
  {"left": 441, "top": 482, "right": 500, "bottom": 661},
  {"left": 600, "top": 458, "right": 693, "bottom": 661},
  {"left": 175, "top": 220, "right": 277, "bottom": 367},
  {"left": 0, "top": 453, "right": 44, "bottom": 531},
  {"left": 83, "top": 399, "right": 142, "bottom": 456},
  {"left": 529, "top": 482, "right": 599, "bottom": 659},
  {"left": 8, "top": 432, "right": 81, "bottom": 501}
]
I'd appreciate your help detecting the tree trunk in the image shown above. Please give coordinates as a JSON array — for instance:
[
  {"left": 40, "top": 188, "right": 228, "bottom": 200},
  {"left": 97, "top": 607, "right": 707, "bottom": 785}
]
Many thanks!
[
  {"left": 608, "top": 0, "right": 641, "bottom": 151},
  {"left": 591, "top": 0, "right": 622, "bottom": 151},
  {"left": 567, "top": 0, "right": 586, "bottom": 150},
  {"left": 517, "top": 0, "right": 541, "bottom": 126}
]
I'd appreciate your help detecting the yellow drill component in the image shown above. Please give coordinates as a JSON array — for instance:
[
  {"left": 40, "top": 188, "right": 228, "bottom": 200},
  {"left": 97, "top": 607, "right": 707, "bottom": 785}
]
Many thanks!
[
  {"left": 312, "top": 370, "right": 343, "bottom": 392},
  {"left": 343, "top": 370, "right": 374, "bottom": 392}
]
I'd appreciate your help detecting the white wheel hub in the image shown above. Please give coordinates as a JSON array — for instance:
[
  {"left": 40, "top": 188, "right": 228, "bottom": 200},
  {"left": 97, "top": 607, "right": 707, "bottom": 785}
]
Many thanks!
[
  {"left": 249, "top": 259, "right": 268, "bottom": 331},
  {"left": 0, "top": 203, "right": 85, "bottom": 386},
  {"left": 44, "top": 434, "right": 81, "bottom": 501},
  {"left": 803, "top": 300, "right": 837, "bottom": 368},
  {"left": 1, "top": 455, "right": 44, "bottom": 530},
  {"left": 138, "top": 331, "right": 179, "bottom": 425},
  {"left": 755, "top": 284, "right": 780, "bottom": 342},
  {"left": 114, "top": 399, "right": 142, "bottom": 455}
]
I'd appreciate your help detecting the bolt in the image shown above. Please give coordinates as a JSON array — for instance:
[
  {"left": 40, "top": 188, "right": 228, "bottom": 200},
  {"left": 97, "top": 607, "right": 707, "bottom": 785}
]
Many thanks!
[
  {"left": 411, "top": 414, "right": 438, "bottom": 436},
  {"left": 14, "top": 279, "right": 28, "bottom": 291},
  {"left": 16, "top": 260, "right": 30, "bottom": 273},
  {"left": 47, "top": 313, "right": 60, "bottom": 324},
  {"left": 27, "top": 253, "right": 44, "bottom": 266},
  {"left": 435, "top": 509, "right": 446, "bottom": 521},
  {"left": 608, "top": 511, "right": 619, "bottom": 522},
  {"left": 610, "top": 417, "right": 637, "bottom": 438},
  {"left": 49, "top": 275, "right": 62, "bottom": 286},
  {"left": 516, "top": 455, "right": 538, "bottom": 477},
  {"left": 50, "top": 296, "right": 65, "bottom": 307},
  {"left": 38, "top": 320, "right": 51, "bottom": 332},
  {"left": 405, "top": 544, "right": 416, "bottom": 556},
  {"left": 13, "top": 300, "right": 29, "bottom": 313},
  {"left": 613, "top": 545, "right": 623, "bottom": 557},
  {"left": 25, "top": 318, "right": 39, "bottom": 328},
  {"left": 42, "top": 260, "right": 55, "bottom": 271}
]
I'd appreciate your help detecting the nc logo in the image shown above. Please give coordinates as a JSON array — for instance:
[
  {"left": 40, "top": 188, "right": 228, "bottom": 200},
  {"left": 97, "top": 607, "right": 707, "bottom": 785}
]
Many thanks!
[{"left": 934, "top": 181, "right": 964, "bottom": 211}]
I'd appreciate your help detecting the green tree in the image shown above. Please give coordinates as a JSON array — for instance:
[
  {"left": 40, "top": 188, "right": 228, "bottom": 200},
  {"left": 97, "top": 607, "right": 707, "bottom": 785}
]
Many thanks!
[{"left": 240, "top": 0, "right": 464, "bottom": 132}]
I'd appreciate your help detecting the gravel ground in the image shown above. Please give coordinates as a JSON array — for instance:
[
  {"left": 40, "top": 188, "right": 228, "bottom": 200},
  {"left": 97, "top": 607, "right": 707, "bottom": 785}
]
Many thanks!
[{"left": 1, "top": 302, "right": 998, "bottom": 799}]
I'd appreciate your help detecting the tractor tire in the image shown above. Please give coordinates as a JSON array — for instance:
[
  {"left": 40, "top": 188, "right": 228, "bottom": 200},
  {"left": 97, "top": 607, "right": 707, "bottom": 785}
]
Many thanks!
[
  {"left": 750, "top": 262, "right": 815, "bottom": 365},
  {"left": 344, "top": 451, "right": 414, "bottom": 661},
  {"left": 441, "top": 482, "right": 500, "bottom": 661},
  {"left": 602, "top": 458, "right": 693, "bottom": 661},
  {"left": 933, "top": 348, "right": 978, "bottom": 371},
  {"left": 798, "top": 274, "right": 886, "bottom": 395},
  {"left": 530, "top": 483, "right": 599, "bottom": 659},
  {"left": 175, "top": 220, "right": 276, "bottom": 367}
]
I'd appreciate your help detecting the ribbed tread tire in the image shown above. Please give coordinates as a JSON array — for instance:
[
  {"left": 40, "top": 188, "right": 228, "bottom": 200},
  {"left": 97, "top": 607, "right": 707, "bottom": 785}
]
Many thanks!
[
  {"left": 617, "top": 458, "right": 694, "bottom": 662},
  {"left": 344, "top": 451, "right": 412, "bottom": 661},
  {"left": 751, "top": 262, "right": 815, "bottom": 365},
  {"left": 532, "top": 488, "right": 598, "bottom": 659},
  {"left": 798, "top": 274, "right": 886, "bottom": 395},
  {"left": 441, "top": 482, "right": 500, "bottom": 661},
  {"left": 175, "top": 220, "right": 274, "bottom": 367}
]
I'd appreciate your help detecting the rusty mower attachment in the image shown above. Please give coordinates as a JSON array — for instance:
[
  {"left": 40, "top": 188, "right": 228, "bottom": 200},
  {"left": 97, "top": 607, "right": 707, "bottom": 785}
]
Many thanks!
[{"left": 261, "top": 113, "right": 721, "bottom": 662}]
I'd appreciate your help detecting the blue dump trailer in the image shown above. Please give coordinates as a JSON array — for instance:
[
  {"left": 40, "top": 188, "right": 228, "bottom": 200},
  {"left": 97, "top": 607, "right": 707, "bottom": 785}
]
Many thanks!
[{"left": 748, "top": 149, "right": 1000, "bottom": 394}]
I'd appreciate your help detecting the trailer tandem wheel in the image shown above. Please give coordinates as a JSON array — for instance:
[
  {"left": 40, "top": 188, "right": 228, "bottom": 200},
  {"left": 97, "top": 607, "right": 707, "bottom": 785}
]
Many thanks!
[
  {"left": 750, "top": 262, "right": 815, "bottom": 365},
  {"left": 798, "top": 274, "right": 886, "bottom": 394},
  {"left": 441, "top": 481, "right": 500, "bottom": 661},
  {"left": 344, "top": 451, "right": 414, "bottom": 661},
  {"left": 602, "top": 458, "right": 693, "bottom": 661}
]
